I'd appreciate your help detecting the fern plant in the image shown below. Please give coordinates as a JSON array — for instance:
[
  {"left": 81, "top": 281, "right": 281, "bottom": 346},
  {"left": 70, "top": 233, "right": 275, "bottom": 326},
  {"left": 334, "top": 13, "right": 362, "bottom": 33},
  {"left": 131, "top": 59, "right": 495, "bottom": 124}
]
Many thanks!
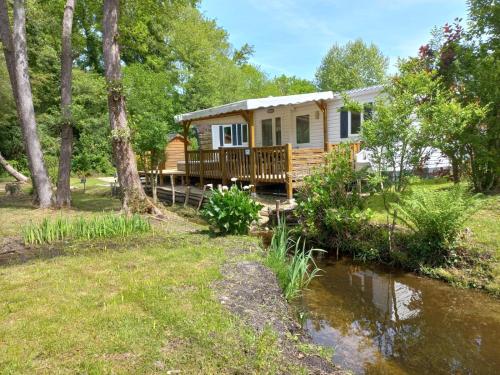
[{"left": 393, "top": 186, "right": 480, "bottom": 264}]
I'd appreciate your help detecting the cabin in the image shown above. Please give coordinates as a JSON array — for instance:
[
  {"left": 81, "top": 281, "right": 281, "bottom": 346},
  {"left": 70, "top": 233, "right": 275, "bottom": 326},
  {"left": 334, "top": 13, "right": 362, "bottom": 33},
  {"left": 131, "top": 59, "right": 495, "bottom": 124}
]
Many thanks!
[
  {"left": 174, "top": 86, "right": 381, "bottom": 201},
  {"left": 160, "top": 134, "right": 186, "bottom": 171}
]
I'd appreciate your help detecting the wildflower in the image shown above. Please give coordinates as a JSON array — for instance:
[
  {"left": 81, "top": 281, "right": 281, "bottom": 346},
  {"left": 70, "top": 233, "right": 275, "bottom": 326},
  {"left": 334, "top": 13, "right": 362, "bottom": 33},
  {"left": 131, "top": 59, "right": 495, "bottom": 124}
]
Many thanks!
[
  {"left": 222, "top": 186, "right": 229, "bottom": 191},
  {"left": 243, "top": 185, "right": 250, "bottom": 191},
  {"left": 230, "top": 177, "right": 238, "bottom": 182},
  {"left": 248, "top": 184, "right": 254, "bottom": 189},
  {"left": 206, "top": 183, "right": 213, "bottom": 189}
]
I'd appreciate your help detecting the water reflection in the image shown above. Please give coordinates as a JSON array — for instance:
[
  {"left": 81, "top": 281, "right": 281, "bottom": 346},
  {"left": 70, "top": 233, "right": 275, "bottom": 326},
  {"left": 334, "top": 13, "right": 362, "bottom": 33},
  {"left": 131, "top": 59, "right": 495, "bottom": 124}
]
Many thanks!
[{"left": 300, "top": 260, "right": 500, "bottom": 375}]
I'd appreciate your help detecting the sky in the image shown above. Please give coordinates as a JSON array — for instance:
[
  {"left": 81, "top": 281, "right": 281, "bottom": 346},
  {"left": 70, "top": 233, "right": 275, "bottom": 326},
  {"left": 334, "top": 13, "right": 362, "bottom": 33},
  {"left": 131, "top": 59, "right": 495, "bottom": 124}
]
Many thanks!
[{"left": 199, "top": 0, "right": 468, "bottom": 81}]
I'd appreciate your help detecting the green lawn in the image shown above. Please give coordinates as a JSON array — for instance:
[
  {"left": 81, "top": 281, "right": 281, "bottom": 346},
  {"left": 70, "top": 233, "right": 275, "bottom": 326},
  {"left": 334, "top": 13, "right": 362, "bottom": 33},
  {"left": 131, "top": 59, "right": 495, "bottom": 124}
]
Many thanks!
[{"left": 0, "top": 178, "right": 305, "bottom": 374}]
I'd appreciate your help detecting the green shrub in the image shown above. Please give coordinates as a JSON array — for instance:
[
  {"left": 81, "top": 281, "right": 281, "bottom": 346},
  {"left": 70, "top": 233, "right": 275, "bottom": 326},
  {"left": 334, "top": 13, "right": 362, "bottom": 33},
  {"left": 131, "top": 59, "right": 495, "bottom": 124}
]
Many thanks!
[
  {"left": 296, "top": 143, "right": 369, "bottom": 252},
  {"left": 22, "top": 214, "right": 151, "bottom": 245},
  {"left": 393, "top": 186, "right": 481, "bottom": 265},
  {"left": 265, "top": 220, "right": 324, "bottom": 300},
  {"left": 201, "top": 184, "right": 263, "bottom": 235}
]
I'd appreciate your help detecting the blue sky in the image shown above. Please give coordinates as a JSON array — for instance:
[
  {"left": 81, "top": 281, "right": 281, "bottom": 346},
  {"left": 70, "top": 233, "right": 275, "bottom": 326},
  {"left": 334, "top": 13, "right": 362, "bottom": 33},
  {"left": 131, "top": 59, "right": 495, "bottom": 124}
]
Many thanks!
[{"left": 199, "top": 0, "right": 468, "bottom": 81}]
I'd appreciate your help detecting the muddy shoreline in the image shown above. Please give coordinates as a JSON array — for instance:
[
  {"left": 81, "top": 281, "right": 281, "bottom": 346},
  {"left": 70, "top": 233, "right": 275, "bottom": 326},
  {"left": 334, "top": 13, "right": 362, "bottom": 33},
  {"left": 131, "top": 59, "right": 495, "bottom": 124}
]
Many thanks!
[{"left": 213, "top": 248, "right": 347, "bottom": 374}]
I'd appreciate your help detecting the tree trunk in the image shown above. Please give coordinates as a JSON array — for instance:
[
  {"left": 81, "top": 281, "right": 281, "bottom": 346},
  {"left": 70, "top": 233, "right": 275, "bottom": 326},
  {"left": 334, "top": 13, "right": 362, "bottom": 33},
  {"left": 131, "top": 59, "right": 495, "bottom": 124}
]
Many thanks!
[
  {"left": 55, "top": 0, "right": 76, "bottom": 208},
  {"left": 451, "top": 157, "right": 461, "bottom": 184},
  {"left": 0, "top": 0, "right": 53, "bottom": 207},
  {"left": 102, "top": 0, "right": 157, "bottom": 214},
  {"left": 0, "top": 151, "right": 28, "bottom": 182}
]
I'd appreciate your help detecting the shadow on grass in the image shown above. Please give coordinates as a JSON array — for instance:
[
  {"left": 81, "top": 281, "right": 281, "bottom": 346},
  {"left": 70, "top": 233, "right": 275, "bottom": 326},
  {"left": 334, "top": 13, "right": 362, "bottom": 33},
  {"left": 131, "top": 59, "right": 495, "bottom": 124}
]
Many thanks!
[{"left": 0, "top": 233, "right": 166, "bottom": 267}]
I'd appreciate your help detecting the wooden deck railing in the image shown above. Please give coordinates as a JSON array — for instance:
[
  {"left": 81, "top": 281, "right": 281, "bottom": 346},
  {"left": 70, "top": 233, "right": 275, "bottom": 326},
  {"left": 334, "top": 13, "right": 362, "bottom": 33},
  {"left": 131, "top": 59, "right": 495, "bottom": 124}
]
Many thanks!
[
  {"left": 186, "top": 145, "right": 290, "bottom": 185},
  {"left": 183, "top": 143, "right": 360, "bottom": 199}
]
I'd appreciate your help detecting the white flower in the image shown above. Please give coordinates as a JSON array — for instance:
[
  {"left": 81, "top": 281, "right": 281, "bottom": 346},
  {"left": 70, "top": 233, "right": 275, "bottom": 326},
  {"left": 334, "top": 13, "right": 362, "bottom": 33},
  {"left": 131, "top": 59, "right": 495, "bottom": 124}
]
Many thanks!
[
  {"left": 222, "top": 186, "right": 229, "bottom": 191},
  {"left": 248, "top": 184, "right": 254, "bottom": 189},
  {"left": 243, "top": 185, "right": 250, "bottom": 190},
  {"left": 230, "top": 177, "right": 238, "bottom": 182},
  {"left": 206, "top": 183, "right": 213, "bottom": 189}
]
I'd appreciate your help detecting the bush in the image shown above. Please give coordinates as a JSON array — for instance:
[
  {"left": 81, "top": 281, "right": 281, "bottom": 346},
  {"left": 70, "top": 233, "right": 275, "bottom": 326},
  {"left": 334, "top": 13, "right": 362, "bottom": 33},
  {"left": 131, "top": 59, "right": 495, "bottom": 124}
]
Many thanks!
[
  {"left": 296, "top": 143, "right": 369, "bottom": 252},
  {"left": 201, "top": 184, "right": 263, "bottom": 235},
  {"left": 22, "top": 214, "right": 151, "bottom": 245},
  {"left": 393, "top": 186, "right": 481, "bottom": 265},
  {"left": 265, "top": 220, "right": 324, "bottom": 300}
]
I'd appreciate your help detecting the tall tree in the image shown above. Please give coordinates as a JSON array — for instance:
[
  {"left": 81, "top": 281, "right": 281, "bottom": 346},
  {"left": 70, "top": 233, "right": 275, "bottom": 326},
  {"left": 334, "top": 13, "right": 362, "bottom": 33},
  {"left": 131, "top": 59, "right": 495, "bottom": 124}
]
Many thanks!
[
  {"left": 316, "top": 39, "right": 388, "bottom": 92},
  {"left": 55, "top": 0, "right": 76, "bottom": 207},
  {"left": 0, "top": 0, "right": 53, "bottom": 207},
  {"left": 102, "top": 0, "right": 156, "bottom": 213}
]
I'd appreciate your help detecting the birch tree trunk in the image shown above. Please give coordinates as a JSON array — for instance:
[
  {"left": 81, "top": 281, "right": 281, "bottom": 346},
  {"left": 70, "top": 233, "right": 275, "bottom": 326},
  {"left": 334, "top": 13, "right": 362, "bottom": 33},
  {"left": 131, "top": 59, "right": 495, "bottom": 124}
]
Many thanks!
[
  {"left": 102, "top": 0, "right": 157, "bottom": 214},
  {"left": 0, "top": 151, "right": 28, "bottom": 182},
  {"left": 0, "top": 0, "right": 53, "bottom": 207},
  {"left": 55, "top": 0, "right": 76, "bottom": 207}
]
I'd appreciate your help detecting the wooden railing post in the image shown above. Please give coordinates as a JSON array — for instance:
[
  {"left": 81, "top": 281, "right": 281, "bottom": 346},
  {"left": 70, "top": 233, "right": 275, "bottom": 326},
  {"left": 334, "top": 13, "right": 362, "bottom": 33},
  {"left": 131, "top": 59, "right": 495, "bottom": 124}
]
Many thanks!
[
  {"left": 285, "top": 143, "right": 293, "bottom": 201},
  {"left": 183, "top": 120, "right": 191, "bottom": 185},
  {"left": 250, "top": 147, "right": 256, "bottom": 194},
  {"left": 199, "top": 150, "right": 205, "bottom": 186},
  {"left": 220, "top": 148, "right": 227, "bottom": 185}
]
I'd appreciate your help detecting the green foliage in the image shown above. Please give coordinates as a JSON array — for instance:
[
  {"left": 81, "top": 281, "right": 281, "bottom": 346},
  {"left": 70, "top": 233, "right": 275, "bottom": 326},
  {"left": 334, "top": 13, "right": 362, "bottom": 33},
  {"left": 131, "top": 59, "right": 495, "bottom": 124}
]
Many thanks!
[
  {"left": 201, "top": 185, "right": 263, "bottom": 235},
  {"left": 22, "top": 214, "right": 151, "bottom": 246},
  {"left": 394, "top": 187, "right": 481, "bottom": 265},
  {"left": 315, "top": 38, "right": 388, "bottom": 91},
  {"left": 296, "top": 144, "right": 368, "bottom": 247},
  {"left": 417, "top": 1, "right": 500, "bottom": 192},
  {"left": 265, "top": 220, "right": 324, "bottom": 301}
]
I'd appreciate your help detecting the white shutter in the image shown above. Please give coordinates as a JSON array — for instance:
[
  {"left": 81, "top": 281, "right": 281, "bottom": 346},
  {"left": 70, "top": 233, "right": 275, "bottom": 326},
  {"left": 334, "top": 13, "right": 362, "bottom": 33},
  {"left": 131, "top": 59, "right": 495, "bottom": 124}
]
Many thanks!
[{"left": 211, "top": 125, "right": 220, "bottom": 149}]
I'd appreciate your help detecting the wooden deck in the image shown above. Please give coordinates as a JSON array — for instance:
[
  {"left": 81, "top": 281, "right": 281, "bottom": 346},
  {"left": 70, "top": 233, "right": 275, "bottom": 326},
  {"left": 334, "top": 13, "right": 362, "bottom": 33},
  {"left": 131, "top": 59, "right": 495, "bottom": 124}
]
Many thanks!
[{"left": 178, "top": 143, "right": 361, "bottom": 199}]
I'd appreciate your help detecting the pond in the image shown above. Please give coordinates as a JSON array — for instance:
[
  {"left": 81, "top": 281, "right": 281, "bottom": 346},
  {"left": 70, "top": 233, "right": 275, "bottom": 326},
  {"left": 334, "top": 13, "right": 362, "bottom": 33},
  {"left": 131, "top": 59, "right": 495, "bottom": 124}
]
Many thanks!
[{"left": 297, "top": 259, "right": 500, "bottom": 375}]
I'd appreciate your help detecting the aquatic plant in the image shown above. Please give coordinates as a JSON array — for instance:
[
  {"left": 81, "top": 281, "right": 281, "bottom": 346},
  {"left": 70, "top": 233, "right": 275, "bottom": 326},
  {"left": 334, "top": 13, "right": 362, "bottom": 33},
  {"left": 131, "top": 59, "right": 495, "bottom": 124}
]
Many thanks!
[{"left": 266, "top": 219, "right": 324, "bottom": 300}]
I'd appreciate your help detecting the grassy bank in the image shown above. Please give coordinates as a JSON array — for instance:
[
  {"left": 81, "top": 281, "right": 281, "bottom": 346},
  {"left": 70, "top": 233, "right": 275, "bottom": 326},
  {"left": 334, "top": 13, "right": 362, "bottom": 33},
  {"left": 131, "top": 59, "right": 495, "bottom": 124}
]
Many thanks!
[
  {"left": 0, "top": 178, "right": 307, "bottom": 373},
  {"left": 365, "top": 179, "right": 500, "bottom": 294}
]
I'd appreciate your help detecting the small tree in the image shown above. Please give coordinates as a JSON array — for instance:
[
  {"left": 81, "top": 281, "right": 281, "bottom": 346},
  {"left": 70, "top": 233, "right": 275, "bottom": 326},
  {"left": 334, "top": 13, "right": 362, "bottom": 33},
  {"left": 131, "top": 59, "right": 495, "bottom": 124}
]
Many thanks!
[
  {"left": 360, "top": 62, "right": 434, "bottom": 250},
  {"left": 419, "top": 90, "right": 487, "bottom": 183},
  {"left": 124, "top": 64, "right": 176, "bottom": 204}
]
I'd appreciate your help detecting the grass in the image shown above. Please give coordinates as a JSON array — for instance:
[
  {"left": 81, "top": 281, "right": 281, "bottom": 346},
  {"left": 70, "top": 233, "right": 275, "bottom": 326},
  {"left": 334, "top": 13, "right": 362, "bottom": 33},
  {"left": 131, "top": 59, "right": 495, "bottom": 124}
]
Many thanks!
[
  {"left": 364, "top": 178, "right": 500, "bottom": 294},
  {"left": 0, "top": 177, "right": 307, "bottom": 374},
  {"left": 22, "top": 214, "right": 151, "bottom": 245}
]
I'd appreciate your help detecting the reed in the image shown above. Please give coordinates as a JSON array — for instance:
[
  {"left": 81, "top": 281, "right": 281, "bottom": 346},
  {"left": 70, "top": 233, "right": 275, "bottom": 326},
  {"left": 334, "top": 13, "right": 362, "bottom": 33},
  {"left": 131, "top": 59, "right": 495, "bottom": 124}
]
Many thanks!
[
  {"left": 22, "top": 214, "right": 151, "bottom": 245},
  {"left": 265, "top": 219, "right": 324, "bottom": 301}
]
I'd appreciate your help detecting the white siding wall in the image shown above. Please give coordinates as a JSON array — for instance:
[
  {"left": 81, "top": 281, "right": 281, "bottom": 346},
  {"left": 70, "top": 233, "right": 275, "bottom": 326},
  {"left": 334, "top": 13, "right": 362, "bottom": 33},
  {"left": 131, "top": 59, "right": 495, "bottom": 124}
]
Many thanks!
[
  {"left": 190, "top": 88, "right": 380, "bottom": 149},
  {"left": 327, "top": 91, "right": 379, "bottom": 144},
  {"left": 254, "top": 102, "right": 323, "bottom": 148}
]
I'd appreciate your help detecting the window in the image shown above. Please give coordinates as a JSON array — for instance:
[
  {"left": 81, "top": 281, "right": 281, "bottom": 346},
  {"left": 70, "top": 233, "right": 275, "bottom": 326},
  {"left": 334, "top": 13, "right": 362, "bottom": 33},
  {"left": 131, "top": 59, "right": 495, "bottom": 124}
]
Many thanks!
[
  {"left": 223, "top": 126, "right": 232, "bottom": 145},
  {"left": 364, "top": 103, "right": 373, "bottom": 121},
  {"left": 214, "top": 124, "right": 248, "bottom": 148},
  {"left": 275, "top": 117, "right": 282, "bottom": 145},
  {"left": 351, "top": 112, "right": 361, "bottom": 135},
  {"left": 242, "top": 124, "right": 248, "bottom": 143},
  {"left": 262, "top": 119, "right": 273, "bottom": 146},
  {"left": 296, "top": 115, "right": 310, "bottom": 144}
]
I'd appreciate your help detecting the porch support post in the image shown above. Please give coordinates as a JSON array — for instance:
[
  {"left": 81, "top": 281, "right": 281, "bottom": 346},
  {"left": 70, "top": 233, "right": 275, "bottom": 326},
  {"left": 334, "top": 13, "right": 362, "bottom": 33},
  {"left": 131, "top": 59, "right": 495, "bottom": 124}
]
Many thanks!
[
  {"left": 315, "top": 100, "right": 329, "bottom": 152},
  {"left": 242, "top": 110, "right": 257, "bottom": 194},
  {"left": 182, "top": 120, "right": 192, "bottom": 185},
  {"left": 285, "top": 143, "right": 293, "bottom": 202}
]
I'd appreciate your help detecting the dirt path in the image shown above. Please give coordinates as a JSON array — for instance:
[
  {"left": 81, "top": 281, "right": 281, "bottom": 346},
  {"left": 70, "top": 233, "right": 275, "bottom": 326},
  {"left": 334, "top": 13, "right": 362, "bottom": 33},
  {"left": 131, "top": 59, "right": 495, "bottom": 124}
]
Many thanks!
[{"left": 213, "top": 253, "right": 347, "bottom": 374}]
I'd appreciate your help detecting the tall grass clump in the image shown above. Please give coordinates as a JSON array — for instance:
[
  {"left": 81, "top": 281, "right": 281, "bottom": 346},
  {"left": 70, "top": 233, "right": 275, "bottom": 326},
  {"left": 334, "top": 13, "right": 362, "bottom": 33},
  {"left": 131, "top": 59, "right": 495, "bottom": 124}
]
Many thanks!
[
  {"left": 393, "top": 186, "right": 481, "bottom": 265},
  {"left": 22, "top": 214, "right": 151, "bottom": 245},
  {"left": 265, "top": 219, "right": 324, "bottom": 300}
]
